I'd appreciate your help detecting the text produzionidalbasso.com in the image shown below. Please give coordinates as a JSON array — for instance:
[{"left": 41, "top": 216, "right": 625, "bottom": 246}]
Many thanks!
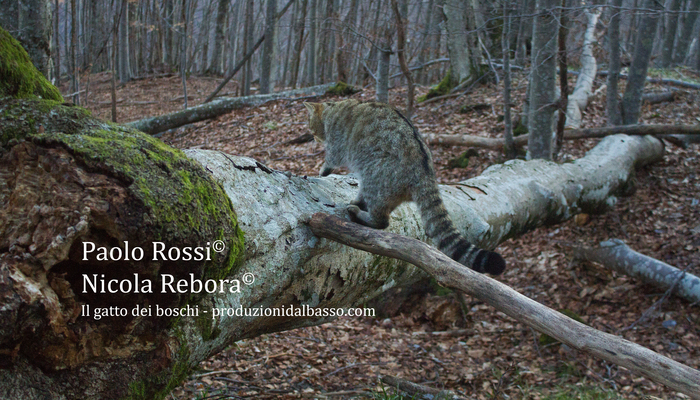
[{"left": 211, "top": 304, "right": 376, "bottom": 319}]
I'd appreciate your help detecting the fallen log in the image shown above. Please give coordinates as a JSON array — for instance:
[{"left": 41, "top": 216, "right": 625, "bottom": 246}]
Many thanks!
[
  {"left": 126, "top": 82, "right": 336, "bottom": 135},
  {"left": 573, "top": 239, "right": 700, "bottom": 304},
  {"left": 642, "top": 90, "right": 679, "bottom": 104},
  {"left": 309, "top": 214, "right": 700, "bottom": 399},
  {"left": 426, "top": 124, "right": 700, "bottom": 149},
  {"left": 596, "top": 71, "right": 700, "bottom": 90}
]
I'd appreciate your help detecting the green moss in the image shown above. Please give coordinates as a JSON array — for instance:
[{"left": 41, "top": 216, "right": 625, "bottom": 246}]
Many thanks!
[
  {"left": 447, "top": 149, "right": 479, "bottom": 169},
  {"left": 418, "top": 69, "right": 454, "bottom": 102},
  {"left": 0, "top": 27, "right": 63, "bottom": 101},
  {"left": 513, "top": 119, "right": 528, "bottom": 136},
  {"left": 326, "top": 81, "right": 359, "bottom": 96},
  {"left": 123, "top": 338, "right": 193, "bottom": 400}
]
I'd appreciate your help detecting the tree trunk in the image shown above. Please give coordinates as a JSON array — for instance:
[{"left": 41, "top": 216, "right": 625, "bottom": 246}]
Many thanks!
[
  {"left": 564, "top": 9, "right": 599, "bottom": 129},
  {"left": 416, "top": 0, "right": 435, "bottom": 85},
  {"left": 376, "top": 25, "right": 392, "bottom": 104},
  {"left": 209, "top": 0, "right": 229, "bottom": 75},
  {"left": 391, "top": 0, "right": 414, "bottom": 118},
  {"left": 622, "top": 0, "right": 663, "bottom": 125},
  {"left": 242, "top": 0, "right": 254, "bottom": 95},
  {"left": 607, "top": 0, "right": 623, "bottom": 126},
  {"left": 443, "top": 0, "right": 473, "bottom": 85},
  {"left": 118, "top": 0, "right": 131, "bottom": 83},
  {"left": 673, "top": 0, "right": 700, "bottom": 65},
  {"left": 306, "top": 0, "right": 317, "bottom": 85},
  {"left": 574, "top": 240, "right": 700, "bottom": 304},
  {"left": 527, "top": 0, "right": 559, "bottom": 160},
  {"left": 502, "top": 0, "right": 516, "bottom": 159},
  {"left": 659, "top": 0, "right": 681, "bottom": 67},
  {"left": 259, "top": 0, "right": 277, "bottom": 94},
  {"left": 289, "top": 0, "right": 307, "bottom": 89}
]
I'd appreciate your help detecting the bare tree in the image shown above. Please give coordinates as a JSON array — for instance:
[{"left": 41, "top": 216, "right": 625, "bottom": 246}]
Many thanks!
[
  {"left": 607, "top": 0, "right": 623, "bottom": 126},
  {"left": 259, "top": 0, "right": 277, "bottom": 94},
  {"left": 622, "top": 0, "right": 663, "bottom": 125},
  {"left": 673, "top": 0, "right": 700, "bottom": 65},
  {"left": 527, "top": 0, "right": 559, "bottom": 160}
]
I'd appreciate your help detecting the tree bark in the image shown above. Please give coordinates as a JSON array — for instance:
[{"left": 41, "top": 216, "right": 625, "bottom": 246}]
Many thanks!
[
  {"left": 607, "top": 0, "right": 623, "bottom": 126},
  {"left": 528, "top": 0, "right": 559, "bottom": 159},
  {"left": 391, "top": 0, "right": 414, "bottom": 119},
  {"left": 443, "top": 0, "right": 473, "bottom": 85},
  {"left": 209, "top": 0, "right": 229, "bottom": 75},
  {"left": 565, "top": 9, "right": 599, "bottom": 130},
  {"left": 621, "top": 0, "right": 662, "bottom": 125},
  {"left": 502, "top": 0, "right": 516, "bottom": 159},
  {"left": 129, "top": 83, "right": 336, "bottom": 134},
  {"left": 289, "top": 0, "right": 307, "bottom": 89},
  {"left": 259, "top": 0, "right": 277, "bottom": 94},
  {"left": 659, "top": 0, "right": 681, "bottom": 68},
  {"left": 673, "top": 0, "right": 700, "bottom": 65},
  {"left": 376, "top": 25, "right": 392, "bottom": 104},
  {"left": 574, "top": 240, "right": 700, "bottom": 304}
]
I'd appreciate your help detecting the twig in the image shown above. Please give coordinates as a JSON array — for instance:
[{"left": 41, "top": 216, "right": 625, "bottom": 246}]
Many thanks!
[{"left": 619, "top": 268, "right": 688, "bottom": 333}]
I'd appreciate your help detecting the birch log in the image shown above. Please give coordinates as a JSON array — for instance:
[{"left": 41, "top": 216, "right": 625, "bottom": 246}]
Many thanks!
[{"left": 574, "top": 239, "right": 700, "bottom": 304}]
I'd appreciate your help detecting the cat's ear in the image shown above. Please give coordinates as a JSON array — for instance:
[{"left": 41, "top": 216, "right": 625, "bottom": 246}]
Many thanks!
[{"left": 303, "top": 102, "right": 323, "bottom": 116}]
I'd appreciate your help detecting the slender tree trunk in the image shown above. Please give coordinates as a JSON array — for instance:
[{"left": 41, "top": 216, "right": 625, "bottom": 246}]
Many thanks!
[
  {"left": 416, "top": 0, "right": 435, "bottom": 84},
  {"left": 527, "top": 0, "right": 559, "bottom": 160},
  {"left": 70, "top": 0, "right": 79, "bottom": 104},
  {"left": 209, "top": 0, "right": 229, "bottom": 75},
  {"left": 290, "top": 0, "right": 307, "bottom": 89},
  {"left": 391, "top": 0, "right": 413, "bottom": 118},
  {"left": 259, "top": 0, "right": 277, "bottom": 94},
  {"left": 306, "top": 0, "right": 317, "bottom": 85},
  {"left": 622, "top": 0, "right": 662, "bottom": 125},
  {"left": 554, "top": 0, "right": 568, "bottom": 159},
  {"left": 118, "top": 0, "right": 131, "bottom": 83},
  {"left": 54, "top": 0, "right": 61, "bottom": 84},
  {"left": 607, "top": 0, "right": 623, "bottom": 126},
  {"left": 180, "top": 0, "right": 189, "bottom": 109},
  {"left": 443, "top": 0, "right": 473, "bottom": 85},
  {"left": 514, "top": 0, "right": 530, "bottom": 66},
  {"left": 376, "top": 25, "right": 392, "bottom": 103},
  {"left": 243, "top": 0, "right": 254, "bottom": 95},
  {"left": 659, "top": 0, "right": 681, "bottom": 67},
  {"left": 673, "top": 0, "right": 700, "bottom": 65},
  {"left": 502, "top": 0, "right": 516, "bottom": 159}
]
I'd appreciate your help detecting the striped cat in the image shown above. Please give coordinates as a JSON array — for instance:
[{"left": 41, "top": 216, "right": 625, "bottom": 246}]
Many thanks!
[{"left": 304, "top": 99, "right": 505, "bottom": 275}]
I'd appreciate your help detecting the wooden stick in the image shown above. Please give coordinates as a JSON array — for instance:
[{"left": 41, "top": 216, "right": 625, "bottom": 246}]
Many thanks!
[{"left": 308, "top": 213, "right": 700, "bottom": 399}]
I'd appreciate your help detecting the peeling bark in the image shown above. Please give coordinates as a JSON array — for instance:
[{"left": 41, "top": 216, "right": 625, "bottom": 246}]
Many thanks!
[{"left": 574, "top": 240, "right": 700, "bottom": 304}]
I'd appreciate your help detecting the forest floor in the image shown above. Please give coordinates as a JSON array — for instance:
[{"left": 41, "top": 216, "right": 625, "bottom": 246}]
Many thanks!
[{"left": 65, "top": 69, "right": 700, "bottom": 399}]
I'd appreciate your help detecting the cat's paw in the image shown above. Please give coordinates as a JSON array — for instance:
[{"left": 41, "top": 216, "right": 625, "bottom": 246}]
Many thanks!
[{"left": 347, "top": 204, "right": 360, "bottom": 216}]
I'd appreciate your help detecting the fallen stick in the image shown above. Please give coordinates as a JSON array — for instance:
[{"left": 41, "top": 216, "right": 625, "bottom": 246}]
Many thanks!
[
  {"left": 308, "top": 213, "right": 700, "bottom": 399},
  {"left": 426, "top": 124, "right": 700, "bottom": 149},
  {"left": 379, "top": 375, "right": 464, "bottom": 400},
  {"left": 574, "top": 239, "right": 700, "bottom": 304}
]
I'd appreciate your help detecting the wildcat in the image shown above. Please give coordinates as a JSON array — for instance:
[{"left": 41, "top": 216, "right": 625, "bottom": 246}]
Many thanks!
[{"left": 304, "top": 99, "right": 505, "bottom": 275}]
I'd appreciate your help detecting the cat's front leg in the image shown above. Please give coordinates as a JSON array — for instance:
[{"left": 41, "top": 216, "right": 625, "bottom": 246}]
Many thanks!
[{"left": 319, "top": 163, "right": 334, "bottom": 177}]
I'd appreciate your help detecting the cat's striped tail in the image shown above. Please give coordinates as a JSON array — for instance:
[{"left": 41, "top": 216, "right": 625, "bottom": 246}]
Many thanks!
[{"left": 416, "top": 184, "right": 505, "bottom": 275}]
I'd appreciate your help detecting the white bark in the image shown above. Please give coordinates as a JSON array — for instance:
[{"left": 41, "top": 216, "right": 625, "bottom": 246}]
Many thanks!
[
  {"left": 176, "top": 134, "right": 665, "bottom": 360},
  {"left": 574, "top": 239, "right": 700, "bottom": 304},
  {"left": 565, "top": 9, "right": 599, "bottom": 129}
]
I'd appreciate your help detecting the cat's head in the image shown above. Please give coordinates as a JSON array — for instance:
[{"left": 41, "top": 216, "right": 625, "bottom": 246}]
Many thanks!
[{"left": 303, "top": 102, "right": 326, "bottom": 142}]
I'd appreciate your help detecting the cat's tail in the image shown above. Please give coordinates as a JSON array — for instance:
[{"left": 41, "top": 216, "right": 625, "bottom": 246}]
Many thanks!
[{"left": 416, "top": 184, "right": 505, "bottom": 275}]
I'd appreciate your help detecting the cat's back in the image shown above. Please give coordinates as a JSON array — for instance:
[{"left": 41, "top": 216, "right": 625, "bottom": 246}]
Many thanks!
[{"left": 328, "top": 100, "right": 428, "bottom": 165}]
